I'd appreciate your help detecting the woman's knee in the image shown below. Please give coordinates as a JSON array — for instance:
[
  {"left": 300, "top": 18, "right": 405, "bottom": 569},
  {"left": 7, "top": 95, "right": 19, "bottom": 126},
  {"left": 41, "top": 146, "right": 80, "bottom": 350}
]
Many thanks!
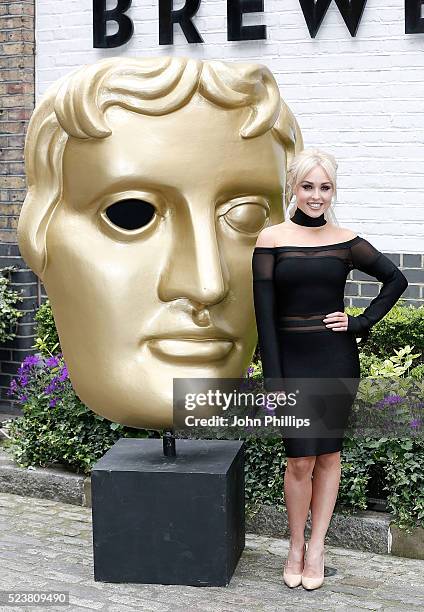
[
  {"left": 315, "top": 451, "right": 341, "bottom": 470},
  {"left": 286, "top": 456, "right": 316, "bottom": 480}
]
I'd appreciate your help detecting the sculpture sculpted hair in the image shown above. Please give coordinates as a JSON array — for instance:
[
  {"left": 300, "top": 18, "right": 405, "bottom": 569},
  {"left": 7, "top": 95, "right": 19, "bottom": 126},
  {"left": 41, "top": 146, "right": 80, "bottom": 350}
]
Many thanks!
[
  {"left": 19, "top": 56, "right": 303, "bottom": 276},
  {"left": 285, "top": 147, "right": 339, "bottom": 225}
]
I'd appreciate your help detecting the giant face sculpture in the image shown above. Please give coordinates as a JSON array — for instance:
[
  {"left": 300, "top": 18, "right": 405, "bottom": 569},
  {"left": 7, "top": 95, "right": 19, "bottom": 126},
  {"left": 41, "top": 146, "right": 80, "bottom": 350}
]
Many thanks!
[{"left": 18, "top": 57, "right": 303, "bottom": 429}]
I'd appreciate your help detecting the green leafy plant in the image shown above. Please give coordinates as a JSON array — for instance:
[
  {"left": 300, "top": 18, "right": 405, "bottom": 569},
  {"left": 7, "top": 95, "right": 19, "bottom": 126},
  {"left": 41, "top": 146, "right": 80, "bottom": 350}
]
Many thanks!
[
  {"left": 6, "top": 353, "right": 154, "bottom": 474},
  {"left": 410, "top": 363, "right": 424, "bottom": 380},
  {"left": 0, "top": 267, "right": 23, "bottom": 343},
  {"left": 33, "top": 299, "right": 60, "bottom": 356},
  {"left": 244, "top": 436, "right": 287, "bottom": 519},
  {"left": 338, "top": 437, "right": 373, "bottom": 513},
  {"left": 369, "top": 345, "right": 421, "bottom": 377},
  {"left": 346, "top": 303, "right": 424, "bottom": 360},
  {"left": 383, "top": 438, "right": 424, "bottom": 531}
]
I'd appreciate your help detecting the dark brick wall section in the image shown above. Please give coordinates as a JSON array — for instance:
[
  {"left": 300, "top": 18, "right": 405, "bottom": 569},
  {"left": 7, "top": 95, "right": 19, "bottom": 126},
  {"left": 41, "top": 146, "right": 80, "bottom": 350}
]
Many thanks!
[
  {"left": 345, "top": 253, "right": 424, "bottom": 308},
  {"left": 0, "top": 243, "right": 39, "bottom": 408}
]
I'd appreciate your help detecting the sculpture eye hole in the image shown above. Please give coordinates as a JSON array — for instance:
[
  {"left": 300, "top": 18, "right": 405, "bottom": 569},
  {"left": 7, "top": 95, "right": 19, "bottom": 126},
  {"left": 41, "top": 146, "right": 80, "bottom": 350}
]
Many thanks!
[{"left": 104, "top": 199, "right": 156, "bottom": 231}]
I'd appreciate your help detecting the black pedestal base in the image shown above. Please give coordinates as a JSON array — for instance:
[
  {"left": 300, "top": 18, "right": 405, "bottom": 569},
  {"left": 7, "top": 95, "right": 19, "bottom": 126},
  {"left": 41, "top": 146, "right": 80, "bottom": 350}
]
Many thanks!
[{"left": 91, "top": 438, "right": 245, "bottom": 586}]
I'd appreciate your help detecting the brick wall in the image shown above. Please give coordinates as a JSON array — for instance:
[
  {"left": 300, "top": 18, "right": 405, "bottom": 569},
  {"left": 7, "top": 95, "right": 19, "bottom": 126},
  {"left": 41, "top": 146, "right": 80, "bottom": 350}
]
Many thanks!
[
  {"left": 0, "top": 0, "right": 36, "bottom": 412},
  {"left": 346, "top": 253, "right": 424, "bottom": 308}
]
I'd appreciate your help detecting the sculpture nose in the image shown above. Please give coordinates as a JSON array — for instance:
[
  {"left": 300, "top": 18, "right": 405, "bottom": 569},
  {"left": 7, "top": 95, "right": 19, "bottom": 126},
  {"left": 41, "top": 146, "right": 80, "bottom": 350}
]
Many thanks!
[{"left": 158, "top": 219, "right": 229, "bottom": 307}]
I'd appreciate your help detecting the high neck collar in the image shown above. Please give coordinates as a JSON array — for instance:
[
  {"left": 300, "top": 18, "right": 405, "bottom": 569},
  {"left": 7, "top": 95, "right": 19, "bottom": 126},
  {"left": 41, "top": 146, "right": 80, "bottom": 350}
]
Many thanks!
[{"left": 291, "top": 206, "right": 327, "bottom": 227}]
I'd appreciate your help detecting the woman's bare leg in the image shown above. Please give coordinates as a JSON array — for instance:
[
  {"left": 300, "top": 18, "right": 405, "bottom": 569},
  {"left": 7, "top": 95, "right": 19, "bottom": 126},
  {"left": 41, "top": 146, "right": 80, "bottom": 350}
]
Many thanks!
[
  {"left": 284, "top": 456, "right": 316, "bottom": 572},
  {"left": 303, "top": 451, "right": 341, "bottom": 578}
]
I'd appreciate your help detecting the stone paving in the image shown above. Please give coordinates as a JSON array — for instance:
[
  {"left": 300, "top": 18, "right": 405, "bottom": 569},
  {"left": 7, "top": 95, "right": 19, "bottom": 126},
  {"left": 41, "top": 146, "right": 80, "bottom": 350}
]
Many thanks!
[{"left": 0, "top": 492, "right": 423, "bottom": 612}]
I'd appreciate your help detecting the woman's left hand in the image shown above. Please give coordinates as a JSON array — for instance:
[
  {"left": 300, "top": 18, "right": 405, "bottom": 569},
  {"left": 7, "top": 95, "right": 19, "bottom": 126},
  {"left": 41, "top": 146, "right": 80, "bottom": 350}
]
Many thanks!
[{"left": 323, "top": 311, "right": 349, "bottom": 331}]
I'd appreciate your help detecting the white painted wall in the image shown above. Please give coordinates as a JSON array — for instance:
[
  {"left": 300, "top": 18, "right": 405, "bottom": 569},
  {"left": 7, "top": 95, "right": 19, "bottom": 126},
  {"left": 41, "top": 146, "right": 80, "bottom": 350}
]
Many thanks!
[{"left": 35, "top": 0, "right": 424, "bottom": 252}]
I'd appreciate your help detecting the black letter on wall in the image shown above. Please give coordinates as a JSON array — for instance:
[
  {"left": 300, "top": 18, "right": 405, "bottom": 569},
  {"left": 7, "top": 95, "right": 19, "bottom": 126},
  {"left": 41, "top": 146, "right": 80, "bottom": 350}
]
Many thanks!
[
  {"left": 299, "top": 0, "right": 367, "bottom": 38},
  {"left": 93, "top": 0, "right": 133, "bottom": 48},
  {"left": 227, "top": 0, "right": 266, "bottom": 41},
  {"left": 159, "top": 0, "right": 204, "bottom": 44},
  {"left": 405, "top": 0, "right": 424, "bottom": 33}
]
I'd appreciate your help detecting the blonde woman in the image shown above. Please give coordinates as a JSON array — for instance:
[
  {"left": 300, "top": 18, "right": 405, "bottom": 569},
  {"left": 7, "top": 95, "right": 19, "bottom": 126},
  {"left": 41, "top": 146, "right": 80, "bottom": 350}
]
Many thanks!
[{"left": 252, "top": 148, "right": 408, "bottom": 590}]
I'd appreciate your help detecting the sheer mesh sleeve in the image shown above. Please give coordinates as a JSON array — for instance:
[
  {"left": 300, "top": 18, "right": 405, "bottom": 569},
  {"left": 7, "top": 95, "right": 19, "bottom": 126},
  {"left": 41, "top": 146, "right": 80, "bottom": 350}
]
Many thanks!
[
  {"left": 347, "top": 238, "right": 409, "bottom": 343},
  {"left": 252, "top": 247, "right": 284, "bottom": 391}
]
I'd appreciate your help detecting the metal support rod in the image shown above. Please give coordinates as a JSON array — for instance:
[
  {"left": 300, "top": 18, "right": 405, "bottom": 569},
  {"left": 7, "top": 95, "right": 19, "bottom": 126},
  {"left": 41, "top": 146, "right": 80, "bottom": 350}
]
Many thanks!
[{"left": 162, "top": 429, "right": 176, "bottom": 457}]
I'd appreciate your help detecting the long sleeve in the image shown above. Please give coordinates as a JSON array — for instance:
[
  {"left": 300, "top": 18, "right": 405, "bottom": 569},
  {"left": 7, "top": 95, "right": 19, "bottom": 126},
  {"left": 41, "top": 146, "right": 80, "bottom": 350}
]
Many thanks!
[
  {"left": 252, "top": 247, "right": 284, "bottom": 391},
  {"left": 347, "top": 238, "right": 408, "bottom": 343}
]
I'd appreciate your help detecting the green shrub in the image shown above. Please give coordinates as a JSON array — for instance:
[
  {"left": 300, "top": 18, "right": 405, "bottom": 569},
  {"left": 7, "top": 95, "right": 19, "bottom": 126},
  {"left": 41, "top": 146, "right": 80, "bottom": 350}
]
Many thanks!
[
  {"left": 6, "top": 353, "right": 155, "bottom": 474},
  {"left": 359, "top": 351, "right": 382, "bottom": 378},
  {"left": 410, "top": 363, "right": 424, "bottom": 380},
  {"left": 244, "top": 436, "right": 287, "bottom": 519},
  {"left": 338, "top": 438, "right": 373, "bottom": 513},
  {"left": 33, "top": 299, "right": 60, "bottom": 356},
  {"left": 351, "top": 437, "right": 424, "bottom": 532},
  {"left": 346, "top": 303, "right": 424, "bottom": 360},
  {"left": 0, "top": 267, "right": 23, "bottom": 343},
  {"left": 383, "top": 438, "right": 424, "bottom": 531}
]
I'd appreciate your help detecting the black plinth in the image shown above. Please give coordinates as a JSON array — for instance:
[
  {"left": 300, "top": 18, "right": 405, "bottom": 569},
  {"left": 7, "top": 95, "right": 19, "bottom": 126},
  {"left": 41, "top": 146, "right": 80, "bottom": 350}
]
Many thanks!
[{"left": 91, "top": 438, "right": 245, "bottom": 586}]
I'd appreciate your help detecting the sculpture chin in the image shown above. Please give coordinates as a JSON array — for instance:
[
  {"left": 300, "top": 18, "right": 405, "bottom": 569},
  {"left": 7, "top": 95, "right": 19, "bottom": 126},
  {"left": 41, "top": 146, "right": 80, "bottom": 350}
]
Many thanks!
[{"left": 67, "top": 365, "right": 175, "bottom": 430}]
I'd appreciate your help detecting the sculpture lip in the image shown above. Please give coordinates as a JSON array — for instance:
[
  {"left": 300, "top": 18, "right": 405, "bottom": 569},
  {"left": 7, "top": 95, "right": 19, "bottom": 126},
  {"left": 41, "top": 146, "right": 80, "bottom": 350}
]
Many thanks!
[
  {"left": 146, "top": 336, "right": 234, "bottom": 362},
  {"left": 145, "top": 329, "right": 235, "bottom": 341}
]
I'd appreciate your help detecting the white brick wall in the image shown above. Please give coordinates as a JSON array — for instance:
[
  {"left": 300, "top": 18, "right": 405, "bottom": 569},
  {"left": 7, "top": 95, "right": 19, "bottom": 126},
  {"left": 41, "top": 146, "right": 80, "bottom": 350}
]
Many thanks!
[{"left": 35, "top": 0, "right": 424, "bottom": 253}]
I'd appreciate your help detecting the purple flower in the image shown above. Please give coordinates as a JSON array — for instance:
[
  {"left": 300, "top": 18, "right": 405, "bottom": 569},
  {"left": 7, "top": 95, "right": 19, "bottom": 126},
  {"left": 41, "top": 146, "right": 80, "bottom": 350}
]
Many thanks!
[
  {"left": 375, "top": 395, "right": 404, "bottom": 409},
  {"left": 19, "top": 394, "right": 28, "bottom": 403},
  {"left": 22, "top": 355, "right": 40, "bottom": 368},
  {"left": 46, "top": 356, "right": 60, "bottom": 368},
  {"left": 20, "top": 375, "right": 28, "bottom": 387},
  {"left": 247, "top": 366, "right": 254, "bottom": 375},
  {"left": 410, "top": 418, "right": 421, "bottom": 430},
  {"left": 385, "top": 395, "right": 404, "bottom": 405},
  {"left": 8, "top": 379, "right": 18, "bottom": 394},
  {"left": 59, "top": 365, "right": 68, "bottom": 382},
  {"left": 49, "top": 398, "right": 58, "bottom": 408},
  {"left": 43, "top": 378, "right": 59, "bottom": 395}
]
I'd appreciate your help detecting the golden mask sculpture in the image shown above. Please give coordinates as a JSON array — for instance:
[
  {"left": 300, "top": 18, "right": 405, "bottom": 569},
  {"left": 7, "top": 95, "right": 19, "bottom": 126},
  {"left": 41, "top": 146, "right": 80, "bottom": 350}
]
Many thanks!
[{"left": 18, "top": 56, "right": 303, "bottom": 429}]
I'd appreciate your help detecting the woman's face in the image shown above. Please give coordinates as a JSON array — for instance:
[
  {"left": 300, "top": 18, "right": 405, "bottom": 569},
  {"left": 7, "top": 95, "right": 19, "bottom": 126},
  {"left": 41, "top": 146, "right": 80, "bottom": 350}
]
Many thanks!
[{"left": 293, "top": 164, "right": 334, "bottom": 217}]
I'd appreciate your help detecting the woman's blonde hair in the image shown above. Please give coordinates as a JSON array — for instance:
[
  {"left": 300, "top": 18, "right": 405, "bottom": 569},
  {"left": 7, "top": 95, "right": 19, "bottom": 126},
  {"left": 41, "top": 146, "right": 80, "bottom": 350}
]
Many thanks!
[{"left": 285, "top": 148, "right": 339, "bottom": 225}]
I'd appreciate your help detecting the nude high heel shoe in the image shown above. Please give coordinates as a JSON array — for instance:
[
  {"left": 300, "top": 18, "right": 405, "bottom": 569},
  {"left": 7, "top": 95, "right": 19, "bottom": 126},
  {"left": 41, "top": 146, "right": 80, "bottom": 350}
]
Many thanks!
[
  {"left": 301, "top": 543, "right": 325, "bottom": 590},
  {"left": 283, "top": 543, "right": 305, "bottom": 588}
]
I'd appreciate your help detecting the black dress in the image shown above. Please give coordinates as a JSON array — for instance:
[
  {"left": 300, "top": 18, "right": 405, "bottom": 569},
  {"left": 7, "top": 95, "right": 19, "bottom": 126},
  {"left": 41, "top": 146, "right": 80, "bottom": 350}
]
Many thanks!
[{"left": 252, "top": 236, "right": 408, "bottom": 457}]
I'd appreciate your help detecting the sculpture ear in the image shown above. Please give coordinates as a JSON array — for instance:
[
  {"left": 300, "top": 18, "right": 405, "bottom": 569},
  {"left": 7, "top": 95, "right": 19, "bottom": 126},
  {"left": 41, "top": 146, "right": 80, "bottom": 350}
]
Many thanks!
[{"left": 18, "top": 106, "right": 67, "bottom": 280}]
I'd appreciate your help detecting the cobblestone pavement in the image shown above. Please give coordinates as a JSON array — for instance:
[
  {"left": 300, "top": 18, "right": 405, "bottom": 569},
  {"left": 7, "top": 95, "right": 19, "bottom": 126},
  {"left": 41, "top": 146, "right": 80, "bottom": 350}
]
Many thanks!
[{"left": 0, "top": 492, "right": 423, "bottom": 612}]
